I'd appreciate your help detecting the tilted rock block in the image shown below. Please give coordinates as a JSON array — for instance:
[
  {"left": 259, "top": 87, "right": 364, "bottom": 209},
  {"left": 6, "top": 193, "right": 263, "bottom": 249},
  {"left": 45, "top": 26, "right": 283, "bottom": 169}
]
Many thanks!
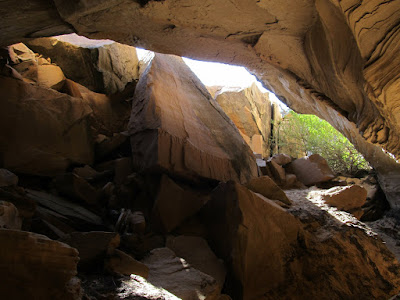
[
  {"left": 246, "top": 175, "right": 292, "bottom": 205},
  {"left": 128, "top": 54, "right": 257, "bottom": 183},
  {"left": 152, "top": 175, "right": 207, "bottom": 233},
  {"left": 321, "top": 185, "right": 367, "bottom": 212},
  {"left": 287, "top": 154, "right": 335, "bottom": 186}
]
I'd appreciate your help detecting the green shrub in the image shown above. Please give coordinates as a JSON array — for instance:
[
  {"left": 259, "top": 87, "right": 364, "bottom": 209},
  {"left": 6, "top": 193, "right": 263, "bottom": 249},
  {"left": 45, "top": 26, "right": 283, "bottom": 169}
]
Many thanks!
[{"left": 277, "top": 111, "right": 370, "bottom": 175}]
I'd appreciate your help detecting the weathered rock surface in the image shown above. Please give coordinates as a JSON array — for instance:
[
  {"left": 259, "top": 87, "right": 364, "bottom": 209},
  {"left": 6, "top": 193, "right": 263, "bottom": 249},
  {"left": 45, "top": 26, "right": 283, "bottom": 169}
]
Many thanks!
[
  {"left": 245, "top": 176, "right": 291, "bottom": 205},
  {"left": 67, "top": 80, "right": 132, "bottom": 136},
  {"left": 27, "top": 36, "right": 139, "bottom": 94},
  {"left": 128, "top": 54, "right": 257, "bottom": 183},
  {"left": 0, "top": 229, "right": 79, "bottom": 299},
  {"left": 166, "top": 235, "right": 226, "bottom": 289},
  {"left": 0, "top": 76, "right": 93, "bottom": 176},
  {"left": 152, "top": 175, "right": 207, "bottom": 233},
  {"left": 201, "top": 182, "right": 400, "bottom": 300},
  {"left": 141, "top": 247, "right": 221, "bottom": 300},
  {"left": 287, "top": 154, "right": 335, "bottom": 186},
  {"left": 215, "top": 84, "right": 276, "bottom": 157},
  {"left": 321, "top": 185, "right": 367, "bottom": 212}
]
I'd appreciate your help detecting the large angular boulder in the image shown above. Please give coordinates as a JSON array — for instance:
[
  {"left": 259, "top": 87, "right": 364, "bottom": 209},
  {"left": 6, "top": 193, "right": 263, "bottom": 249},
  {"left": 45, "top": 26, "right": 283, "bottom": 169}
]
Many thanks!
[
  {"left": 215, "top": 84, "right": 274, "bottom": 157},
  {"left": 270, "top": 153, "right": 292, "bottom": 166},
  {"left": 245, "top": 176, "right": 292, "bottom": 205},
  {"left": 0, "top": 76, "right": 93, "bottom": 176},
  {"left": 0, "top": 229, "right": 79, "bottom": 299},
  {"left": 27, "top": 36, "right": 139, "bottom": 94},
  {"left": 152, "top": 175, "right": 207, "bottom": 233},
  {"left": 287, "top": 154, "right": 335, "bottom": 186},
  {"left": 321, "top": 185, "right": 367, "bottom": 212},
  {"left": 128, "top": 54, "right": 257, "bottom": 183},
  {"left": 141, "top": 247, "right": 221, "bottom": 300},
  {"left": 201, "top": 182, "right": 400, "bottom": 300}
]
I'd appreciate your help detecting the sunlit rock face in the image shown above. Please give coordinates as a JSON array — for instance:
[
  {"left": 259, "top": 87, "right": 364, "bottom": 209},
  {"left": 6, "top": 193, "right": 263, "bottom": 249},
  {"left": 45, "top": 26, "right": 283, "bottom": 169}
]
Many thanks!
[
  {"left": 214, "top": 84, "right": 276, "bottom": 157},
  {"left": 0, "top": 0, "right": 400, "bottom": 205},
  {"left": 128, "top": 54, "right": 257, "bottom": 183}
]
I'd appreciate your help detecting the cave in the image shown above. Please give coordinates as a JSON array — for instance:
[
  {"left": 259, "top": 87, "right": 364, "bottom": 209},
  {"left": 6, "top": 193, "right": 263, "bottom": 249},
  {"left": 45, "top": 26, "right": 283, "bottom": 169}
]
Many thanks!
[{"left": 1, "top": 1, "right": 400, "bottom": 299}]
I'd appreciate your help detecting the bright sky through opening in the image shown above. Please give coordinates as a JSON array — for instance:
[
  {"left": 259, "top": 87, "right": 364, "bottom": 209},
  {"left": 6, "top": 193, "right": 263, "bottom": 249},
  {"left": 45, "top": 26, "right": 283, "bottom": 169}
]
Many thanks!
[{"left": 136, "top": 48, "right": 285, "bottom": 110}]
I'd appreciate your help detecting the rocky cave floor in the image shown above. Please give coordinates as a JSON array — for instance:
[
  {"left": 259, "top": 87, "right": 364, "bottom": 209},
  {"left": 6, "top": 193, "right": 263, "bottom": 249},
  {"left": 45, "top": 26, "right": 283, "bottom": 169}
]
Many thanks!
[{"left": 286, "top": 187, "right": 400, "bottom": 261}]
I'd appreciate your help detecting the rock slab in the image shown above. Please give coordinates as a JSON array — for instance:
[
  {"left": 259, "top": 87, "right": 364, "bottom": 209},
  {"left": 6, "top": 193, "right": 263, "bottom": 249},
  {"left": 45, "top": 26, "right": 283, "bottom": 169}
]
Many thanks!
[{"left": 128, "top": 54, "right": 257, "bottom": 183}]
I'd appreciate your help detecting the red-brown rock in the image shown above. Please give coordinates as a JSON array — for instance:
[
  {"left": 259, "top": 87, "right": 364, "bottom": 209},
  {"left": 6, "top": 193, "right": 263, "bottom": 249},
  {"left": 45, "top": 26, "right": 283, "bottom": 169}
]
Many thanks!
[
  {"left": 287, "top": 154, "right": 335, "bottom": 186},
  {"left": 266, "top": 159, "right": 286, "bottom": 184},
  {"left": 245, "top": 176, "right": 292, "bottom": 205},
  {"left": 0, "top": 229, "right": 79, "bottom": 299},
  {"left": 0, "top": 76, "right": 93, "bottom": 176},
  {"left": 152, "top": 175, "right": 207, "bottom": 233},
  {"left": 321, "top": 185, "right": 367, "bottom": 212},
  {"left": 128, "top": 54, "right": 257, "bottom": 183},
  {"left": 271, "top": 153, "right": 292, "bottom": 166},
  {"left": 215, "top": 84, "right": 273, "bottom": 157}
]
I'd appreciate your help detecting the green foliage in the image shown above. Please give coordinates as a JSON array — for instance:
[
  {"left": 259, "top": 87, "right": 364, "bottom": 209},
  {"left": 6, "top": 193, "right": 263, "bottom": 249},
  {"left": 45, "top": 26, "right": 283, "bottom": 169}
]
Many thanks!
[{"left": 277, "top": 111, "right": 370, "bottom": 175}]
